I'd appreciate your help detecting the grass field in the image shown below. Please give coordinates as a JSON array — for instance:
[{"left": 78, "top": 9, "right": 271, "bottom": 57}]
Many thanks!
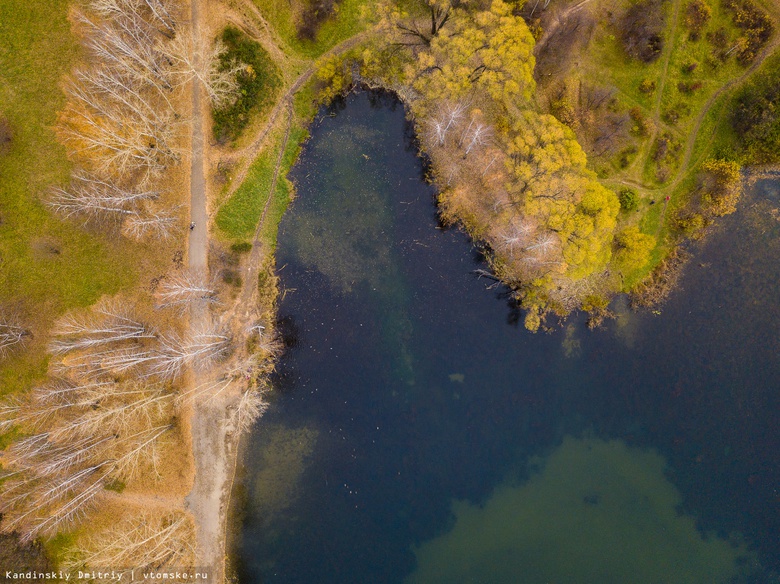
[
  {"left": 252, "top": 0, "right": 373, "bottom": 59},
  {"left": 0, "top": 0, "right": 138, "bottom": 392},
  {"left": 215, "top": 124, "right": 307, "bottom": 245},
  {"left": 562, "top": 0, "right": 778, "bottom": 291}
]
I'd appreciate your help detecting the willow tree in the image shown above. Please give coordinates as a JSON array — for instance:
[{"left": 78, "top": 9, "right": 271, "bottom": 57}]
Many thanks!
[{"left": 408, "top": 0, "right": 536, "bottom": 106}]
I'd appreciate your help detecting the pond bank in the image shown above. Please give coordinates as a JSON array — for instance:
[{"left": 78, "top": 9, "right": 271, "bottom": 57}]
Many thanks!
[{"left": 229, "top": 92, "right": 780, "bottom": 582}]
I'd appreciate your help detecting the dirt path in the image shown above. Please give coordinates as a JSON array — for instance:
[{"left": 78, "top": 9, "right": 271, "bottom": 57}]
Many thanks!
[
  {"left": 668, "top": 31, "right": 780, "bottom": 190},
  {"left": 184, "top": 0, "right": 236, "bottom": 582},
  {"left": 188, "top": 0, "right": 208, "bottom": 275}
]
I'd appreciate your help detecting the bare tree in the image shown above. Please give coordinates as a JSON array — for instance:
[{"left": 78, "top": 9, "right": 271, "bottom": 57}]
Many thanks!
[
  {"left": 63, "top": 510, "right": 196, "bottom": 572},
  {"left": 47, "top": 171, "right": 160, "bottom": 225},
  {"left": 49, "top": 299, "right": 155, "bottom": 356},
  {"left": 121, "top": 204, "right": 179, "bottom": 240},
  {"left": 76, "top": 10, "right": 173, "bottom": 93},
  {"left": 155, "top": 270, "right": 218, "bottom": 313},
  {"left": 89, "top": 0, "right": 179, "bottom": 39},
  {"left": 234, "top": 385, "right": 268, "bottom": 433},
  {"left": 0, "top": 317, "right": 29, "bottom": 359},
  {"left": 162, "top": 35, "right": 244, "bottom": 108},
  {"left": 496, "top": 220, "right": 535, "bottom": 259},
  {"left": 57, "top": 93, "right": 178, "bottom": 182}
]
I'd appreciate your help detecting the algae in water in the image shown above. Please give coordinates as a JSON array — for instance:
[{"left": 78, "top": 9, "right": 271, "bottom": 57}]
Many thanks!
[{"left": 408, "top": 436, "right": 754, "bottom": 584}]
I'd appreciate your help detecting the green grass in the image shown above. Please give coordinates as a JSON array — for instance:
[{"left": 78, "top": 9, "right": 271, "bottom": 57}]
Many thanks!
[
  {"left": 0, "top": 0, "right": 137, "bottom": 392},
  {"left": 253, "top": 0, "right": 374, "bottom": 59},
  {"left": 212, "top": 26, "right": 283, "bottom": 145},
  {"left": 260, "top": 126, "right": 308, "bottom": 247},
  {"left": 216, "top": 125, "right": 307, "bottom": 242}
]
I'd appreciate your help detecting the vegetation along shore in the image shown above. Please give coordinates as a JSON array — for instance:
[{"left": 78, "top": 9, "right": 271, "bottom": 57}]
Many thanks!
[{"left": 0, "top": 0, "right": 778, "bottom": 580}]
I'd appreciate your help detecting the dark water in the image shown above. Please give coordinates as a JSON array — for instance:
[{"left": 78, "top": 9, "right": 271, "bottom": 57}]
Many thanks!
[{"left": 232, "top": 92, "right": 780, "bottom": 583}]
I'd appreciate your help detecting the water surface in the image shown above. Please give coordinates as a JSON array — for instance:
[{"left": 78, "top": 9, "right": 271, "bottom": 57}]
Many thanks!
[{"left": 232, "top": 92, "right": 780, "bottom": 583}]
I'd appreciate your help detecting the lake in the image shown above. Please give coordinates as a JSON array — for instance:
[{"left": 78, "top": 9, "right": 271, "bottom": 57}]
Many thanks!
[{"left": 230, "top": 91, "right": 780, "bottom": 583}]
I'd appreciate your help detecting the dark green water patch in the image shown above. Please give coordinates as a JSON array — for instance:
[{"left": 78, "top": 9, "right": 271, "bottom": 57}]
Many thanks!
[{"left": 233, "top": 93, "right": 780, "bottom": 583}]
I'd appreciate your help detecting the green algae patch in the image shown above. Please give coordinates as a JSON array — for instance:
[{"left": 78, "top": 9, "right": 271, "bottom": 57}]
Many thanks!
[
  {"left": 249, "top": 424, "right": 319, "bottom": 517},
  {"left": 408, "top": 436, "right": 754, "bottom": 584}
]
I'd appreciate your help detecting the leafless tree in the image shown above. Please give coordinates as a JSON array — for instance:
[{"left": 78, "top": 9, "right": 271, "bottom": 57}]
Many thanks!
[
  {"left": 496, "top": 220, "right": 535, "bottom": 259},
  {"left": 234, "top": 385, "right": 268, "bottom": 433},
  {"left": 121, "top": 204, "right": 179, "bottom": 240},
  {"left": 76, "top": 10, "right": 173, "bottom": 93},
  {"left": 155, "top": 270, "right": 218, "bottom": 313},
  {"left": 49, "top": 299, "right": 155, "bottom": 355},
  {"left": 47, "top": 170, "right": 159, "bottom": 225},
  {"left": 0, "top": 317, "right": 29, "bottom": 359},
  {"left": 149, "top": 324, "right": 232, "bottom": 379},
  {"left": 463, "top": 123, "right": 490, "bottom": 156},
  {"left": 63, "top": 510, "right": 196, "bottom": 572},
  {"left": 89, "top": 0, "right": 179, "bottom": 39},
  {"left": 162, "top": 35, "right": 244, "bottom": 108},
  {"left": 57, "top": 91, "right": 178, "bottom": 182}
]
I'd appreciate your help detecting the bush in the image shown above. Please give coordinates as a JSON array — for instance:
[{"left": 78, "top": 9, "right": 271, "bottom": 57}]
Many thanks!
[
  {"left": 639, "top": 79, "right": 657, "bottom": 93},
  {"left": 629, "top": 107, "right": 651, "bottom": 136},
  {"left": 685, "top": 0, "right": 711, "bottom": 41},
  {"left": 676, "top": 212, "right": 707, "bottom": 236},
  {"left": 230, "top": 241, "right": 253, "bottom": 253},
  {"left": 699, "top": 158, "right": 741, "bottom": 216},
  {"left": 298, "top": 0, "right": 339, "bottom": 41},
  {"left": 678, "top": 80, "right": 703, "bottom": 93},
  {"left": 212, "top": 27, "right": 282, "bottom": 144},
  {"left": 619, "top": 0, "right": 665, "bottom": 63},
  {"left": 723, "top": 0, "right": 774, "bottom": 65},
  {"left": 732, "top": 57, "right": 780, "bottom": 163},
  {"left": 613, "top": 226, "right": 656, "bottom": 271},
  {"left": 619, "top": 188, "right": 639, "bottom": 211},
  {"left": 0, "top": 115, "right": 12, "bottom": 156}
]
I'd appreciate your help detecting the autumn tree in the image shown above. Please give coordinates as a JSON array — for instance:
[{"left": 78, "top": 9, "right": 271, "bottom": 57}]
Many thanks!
[
  {"left": 408, "top": 0, "right": 536, "bottom": 105},
  {"left": 698, "top": 158, "right": 742, "bottom": 216},
  {"left": 612, "top": 226, "right": 656, "bottom": 273}
]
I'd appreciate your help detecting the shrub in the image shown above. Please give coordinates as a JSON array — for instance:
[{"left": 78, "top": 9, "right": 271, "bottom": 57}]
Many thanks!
[
  {"left": 629, "top": 107, "right": 651, "bottom": 136},
  {"left": 723, "top": 0, "right": 774, "bottom": 65},
  {"left": 619, "top": 0, "right": 665, "bottom": 63},
  {"left": 211, "top": 27, "right": 282, "bottom": 144},
  {"left": 613, "top": 226, "right": 656, "bottom": 271},
  {"left": 619, "top": 188, "right": 640, "bottom": 211},
  {"left": 699, "top": 158, "right": 741, "bottom": 216},
  {"left": 732, "top": 57, "right": 780, "bottom": 163},
  {"left": 685, "top": 0, "right": 712, "bottom": 40},
  {"left": 676, "top": 212, "right": 707, "bottom": 236},
  {"left": 230, "top": 241, "right": 253, "bottom": 253},
  {"left": 298, "top": 0, "right": 339, "bottom": 41},
  {"left": 678, "top": 80, "right": 703, "bottom": 93},
  {"left": 0, "top": 115, "right": 11, "bottom": 156},
  {"left": 639, "top": 79, "right": 657, "bottom": 93}
]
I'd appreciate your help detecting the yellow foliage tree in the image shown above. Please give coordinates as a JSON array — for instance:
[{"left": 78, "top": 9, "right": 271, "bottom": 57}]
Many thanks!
[
  {"left": 410, "top": 0, "right": 536, "bottom": 104},
  {"left": 612, "top": 226, "right": 656, "bottom": 272},
  {"left": 699, "top": 158, "right": 742, "bottom": 216}
]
